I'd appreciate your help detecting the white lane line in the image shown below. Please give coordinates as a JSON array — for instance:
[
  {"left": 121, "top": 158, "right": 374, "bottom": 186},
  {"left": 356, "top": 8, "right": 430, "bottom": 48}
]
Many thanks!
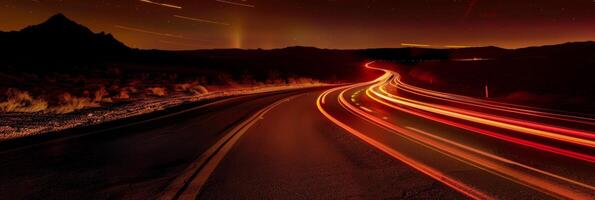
[{"left": 159, "top": 93, "right": 304, "bottom": 200}]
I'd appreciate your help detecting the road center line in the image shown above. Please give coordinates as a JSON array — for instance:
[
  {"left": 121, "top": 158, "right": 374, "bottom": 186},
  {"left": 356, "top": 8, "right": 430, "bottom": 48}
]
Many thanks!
[{"left": 159, "top": 93, "right": 305, "bottom": 200}]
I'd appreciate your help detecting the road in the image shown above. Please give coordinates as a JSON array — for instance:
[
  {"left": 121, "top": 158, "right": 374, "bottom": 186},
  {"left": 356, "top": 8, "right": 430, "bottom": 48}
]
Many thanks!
[
  {"left": 0, "top": 89, "right": 334, "bottom": 199},
  {"left": 315, "top": 62, "right": 594, "bottom": 199},
  {"left": 0, "top": 87, "right": 461, "bottom": 199},
  {"left": 1, "top": 62, "right": 594, "bottom": 199},
  {"left": 195, "top": 91, "right": 461, "bottom": 199}
]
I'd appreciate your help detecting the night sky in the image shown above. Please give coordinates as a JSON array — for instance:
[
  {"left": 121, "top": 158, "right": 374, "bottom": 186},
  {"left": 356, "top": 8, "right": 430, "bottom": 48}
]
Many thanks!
[{"left": 1, "top": 0, "right": 594, "bottom": 50}]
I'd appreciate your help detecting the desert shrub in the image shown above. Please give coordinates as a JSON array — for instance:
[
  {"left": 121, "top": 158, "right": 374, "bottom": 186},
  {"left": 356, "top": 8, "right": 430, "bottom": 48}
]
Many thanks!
[
  {"left": 115, "top": 89, "right": 130, "bottom": 99},
  {"left": 217, "top": 72, "right": 236, "bottom": 85},
  {"left": 0, "top": 89, "right": 48, "bottom": 113},
  {"left": 190, "top": 85, "right": 208, "bottom": 95},
  {"left": 239, "top": 72, "right": 255, "bottom": 84},
  {"left": 94, "top": 86, "right": 109, "bottom": 102},
  {"left": 297, "top": 77, "right": 319, "bottom": 84},
  {"left": 146, "top": 87, "right": 167, "bottom": 97},
  {"left": 174, "top": 82, "right": 208, "bottom": 95},
  {"left": 174, "top": 83, "right": 193, "bottom": 92},
  {"left": 49, "top": 92, "right": 99, "bottom": 114}
]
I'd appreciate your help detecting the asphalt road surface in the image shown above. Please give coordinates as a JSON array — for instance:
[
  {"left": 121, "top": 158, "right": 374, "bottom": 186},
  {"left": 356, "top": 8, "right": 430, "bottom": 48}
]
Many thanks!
[
  {"left": 197, "top": 91, "right": 461, "bottom": 199},
  {"left": 1, "top": 62, "right": 593, "bottom": 199},
  {"left": 0, "top": 87, "right": 460, "bottom": 200}
]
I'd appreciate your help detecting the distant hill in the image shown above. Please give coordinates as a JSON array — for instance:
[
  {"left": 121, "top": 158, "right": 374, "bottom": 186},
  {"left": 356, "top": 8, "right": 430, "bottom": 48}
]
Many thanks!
[
  {"left": 2, "top": 13, "right": 595, "bottom": 67},
  {"left": 512, "top": 41, "right": 595, "bottom": 59},
  {"left": 0, "top": 14, "right": 129, "bottom": 69},
  {"left": 1, "top": 13, "right": 594, "bottom": 85}
]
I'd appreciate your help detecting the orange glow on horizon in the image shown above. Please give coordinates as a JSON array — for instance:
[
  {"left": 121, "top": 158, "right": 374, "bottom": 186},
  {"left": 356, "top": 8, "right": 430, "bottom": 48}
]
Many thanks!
[{"left": 400, "top": 43, "right": 431, "bottom": 47}]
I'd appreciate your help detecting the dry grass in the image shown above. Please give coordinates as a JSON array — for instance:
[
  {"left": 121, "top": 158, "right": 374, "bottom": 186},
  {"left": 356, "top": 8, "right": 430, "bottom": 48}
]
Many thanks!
[
  {"left": 146, "top": 87, "right": 167, "bottom": 97},
  {"left": 49, "top": 92, "right": 100, "bottom": 114},
  {"left": 0, "top": 89, "right": 48, "bottom": 113},
  {"left": 174, "top": 82, "right": 208, "bottom": 95},
  {"left": 0, "top": 73, "right": 319, "bottom": 115},
  {"left": 0, "top": 82, "right": 328, "bottom": 141}
]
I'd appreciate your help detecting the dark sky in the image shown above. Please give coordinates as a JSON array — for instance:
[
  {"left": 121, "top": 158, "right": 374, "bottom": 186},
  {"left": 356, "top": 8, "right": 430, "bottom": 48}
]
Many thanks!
[{"left": 1, "top": 0, "right": 594, "bottom": 50}]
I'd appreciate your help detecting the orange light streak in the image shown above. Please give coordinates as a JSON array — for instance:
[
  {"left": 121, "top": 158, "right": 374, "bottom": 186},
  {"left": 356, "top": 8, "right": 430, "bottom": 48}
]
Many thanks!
[
  {"left": 445, "top": 45, "right": 471, "bottom": 48},
  {"left": 368, "top": 88, "right": 594, "bottom": 163},
  {"left": 139, "top": 0, "right": 182, "bottom": 9},
  {"left": 173, "top": 15, "right": 230, "bottom": 26},
  {"left": 387, "top": 83, "right": 595, "bottom": 140},
  {"left": 361, "top": 63, "right": 595, "bottom": 148},
  {"left": 400, "top": 43, "right": 431, "bottom": 47},
  {"left": 316, "top": 86, "right": 491, "bottom": 200},
  {"left": 373, "top": 86, "right": 595, "bottom": 148},
  {"left": 115, "top": 25, "right": 184, "bottom": 39},
  {"left": 388, "top": 73, "right": 595, "bottom": 125},
  {"left": 316, "top": 61, "right": 595, "bottom": 198},
  {"left": 360, "top": 62, "right": 595, "bottom": 162},
  {"left": 215, "top": 0, "right": 255, "bottom": 7},
  {"left": 338, "top": 86, "right": 594, "bottom": 198}
]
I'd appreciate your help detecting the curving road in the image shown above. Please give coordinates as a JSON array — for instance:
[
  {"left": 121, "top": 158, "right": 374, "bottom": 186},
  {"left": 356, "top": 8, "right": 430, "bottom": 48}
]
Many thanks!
[
  {"left": 0, "top": 89, "right": 332, "bottom": 199},
  {"left": 316, "top": 62, "right": 595, "bottom": 199},
  {"left": 1, "top": 62, "right": 594, "bottom": 199}
]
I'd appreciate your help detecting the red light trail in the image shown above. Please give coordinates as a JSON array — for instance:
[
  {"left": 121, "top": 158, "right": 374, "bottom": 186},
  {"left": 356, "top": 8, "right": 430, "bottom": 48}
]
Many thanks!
[{"left": 317, "top": 61, "right": 595, "bottom": 199}]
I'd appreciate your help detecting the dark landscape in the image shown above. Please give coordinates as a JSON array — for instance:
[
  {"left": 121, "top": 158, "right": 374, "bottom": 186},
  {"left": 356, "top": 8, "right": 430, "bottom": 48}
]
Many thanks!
[
  {"left": 3, "top": 14, "right": 594, "bottom": 115},
  {"left": 1, "top": 1, "right": 594, "bottom": 199}
]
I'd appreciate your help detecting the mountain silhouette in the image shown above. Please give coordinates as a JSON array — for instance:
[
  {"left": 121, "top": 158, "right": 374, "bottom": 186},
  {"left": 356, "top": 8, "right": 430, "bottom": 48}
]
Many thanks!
[
  {"left": 22, "top": 13, "right": 97, "bottom": 35},
  {"left": 0, "top": 13, "right": 129, "bottom": 70}
]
